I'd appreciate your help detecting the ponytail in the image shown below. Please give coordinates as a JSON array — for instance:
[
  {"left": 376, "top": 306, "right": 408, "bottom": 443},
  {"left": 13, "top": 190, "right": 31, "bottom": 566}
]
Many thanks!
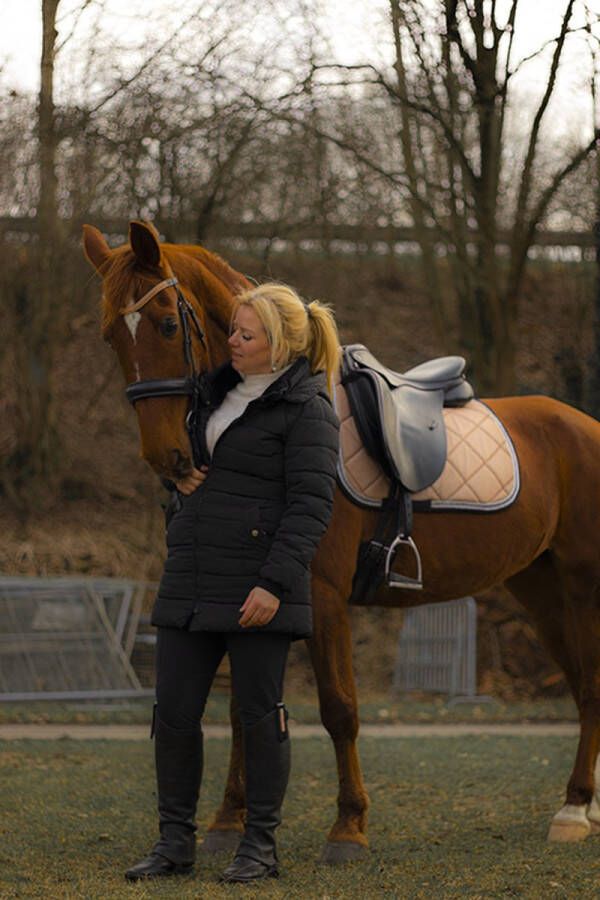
[{"left": 305, "top": 301, "right": 341, "bottom": 397}]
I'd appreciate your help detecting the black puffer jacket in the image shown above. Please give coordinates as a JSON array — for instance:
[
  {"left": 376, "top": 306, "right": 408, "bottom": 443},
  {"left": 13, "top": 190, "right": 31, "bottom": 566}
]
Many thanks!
[{"left": 151, "top": 356, "right": 340, "bottom": 638}]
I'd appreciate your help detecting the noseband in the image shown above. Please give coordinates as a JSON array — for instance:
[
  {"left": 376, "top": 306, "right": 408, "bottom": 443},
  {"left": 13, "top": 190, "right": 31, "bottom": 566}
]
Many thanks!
[{"left": 120, "top": 276, "right": 206, "bottom": 463}]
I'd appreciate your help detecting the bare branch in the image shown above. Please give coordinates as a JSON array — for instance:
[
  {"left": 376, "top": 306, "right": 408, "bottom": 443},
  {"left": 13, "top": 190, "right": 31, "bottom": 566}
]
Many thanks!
[
  {"left": 513, "top": 0, "right": 576, "bottom": 233},
  {"left": 508, "top": 128, "right": 599, "bottom": 304},
  {"left": 314, "top": 60, "right": 479, "bottom": 193},
  {"left": 446, "top": 0, "right": 480, "bottom": 90},
  {"left": 499, "top": 1, "right": 518, "bottom": 115},
  {"left": 85, "top": 3, "right": 216, "bottom": 118},
  {"left": 219, "top": 73, "right": 409, "bottom": 188},
  {"left": 507, "top": 24, "right": 596, "bottom": 81},
  {"left": 527, "top": 129, "right": 599, "bottom": 252},
  {"left": 55, "top": 0, "right": 97, "bottom": 56}
]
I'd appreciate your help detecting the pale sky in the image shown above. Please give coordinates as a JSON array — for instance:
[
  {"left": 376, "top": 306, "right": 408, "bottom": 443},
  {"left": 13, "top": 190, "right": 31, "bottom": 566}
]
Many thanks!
[
  {"left": 3, "top": 0, "right": 380, "bottom": 92},
  {"left": 1, "top": 0, "right": 598, "bottom": 137}
]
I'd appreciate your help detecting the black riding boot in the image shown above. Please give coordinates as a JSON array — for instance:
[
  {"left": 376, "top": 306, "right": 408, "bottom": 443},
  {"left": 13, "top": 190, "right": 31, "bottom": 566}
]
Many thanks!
[
  {"left": 220, "top": 704, "right": 290, "bottom": 883},
  {"left": 125, "top": 713, "right": 203, "bottom": 881}
]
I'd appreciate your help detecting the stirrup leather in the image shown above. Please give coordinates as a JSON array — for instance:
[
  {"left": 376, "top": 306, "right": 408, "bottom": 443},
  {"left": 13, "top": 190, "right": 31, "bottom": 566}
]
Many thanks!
[{"left": 349, "top": 485, "right": 423, "bottom": 605}]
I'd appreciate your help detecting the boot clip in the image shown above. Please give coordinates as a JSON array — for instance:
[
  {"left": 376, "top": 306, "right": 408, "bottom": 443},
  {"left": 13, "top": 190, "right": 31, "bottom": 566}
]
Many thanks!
[{"left": 275, "top": 702, "right": 288, "bottom": 742}]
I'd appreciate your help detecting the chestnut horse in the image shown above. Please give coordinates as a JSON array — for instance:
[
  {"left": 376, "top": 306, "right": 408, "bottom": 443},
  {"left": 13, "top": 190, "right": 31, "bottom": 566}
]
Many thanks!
[{"left": 84, "top": 220, "right": 600, "bottom": 861}]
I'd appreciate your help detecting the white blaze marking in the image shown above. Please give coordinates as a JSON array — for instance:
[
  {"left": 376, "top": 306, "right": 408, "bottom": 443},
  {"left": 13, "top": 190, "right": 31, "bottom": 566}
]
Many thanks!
[
  {"left": 125, "top": 311, "right": 142, "bottom": 342},
  {"left": 134, "top": 361, "right": 141, "bottom": 382}
]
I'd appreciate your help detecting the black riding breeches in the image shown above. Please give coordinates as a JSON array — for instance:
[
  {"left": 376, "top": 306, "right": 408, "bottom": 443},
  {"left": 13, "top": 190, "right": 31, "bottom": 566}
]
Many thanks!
[{"left": 155, "top": 628, "right": 291, "bottom": 730}]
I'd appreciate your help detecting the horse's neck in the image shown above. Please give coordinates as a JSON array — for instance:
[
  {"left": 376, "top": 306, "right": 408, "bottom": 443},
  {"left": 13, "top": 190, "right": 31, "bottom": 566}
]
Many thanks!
[
  {"left": 205, "top": 316, "right": 232, "bottom": 368},
  {"left": 192, "top": 284, "right": 234, "bottom": 369}
]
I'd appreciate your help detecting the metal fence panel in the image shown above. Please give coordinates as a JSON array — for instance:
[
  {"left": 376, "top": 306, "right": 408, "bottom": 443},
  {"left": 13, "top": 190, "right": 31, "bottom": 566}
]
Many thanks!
[
  {"left": 0, "top": 577, "right": 154, "bottom": 700},
  {"left": 393, "top": 597, "right": 477, "bottom": 697}
]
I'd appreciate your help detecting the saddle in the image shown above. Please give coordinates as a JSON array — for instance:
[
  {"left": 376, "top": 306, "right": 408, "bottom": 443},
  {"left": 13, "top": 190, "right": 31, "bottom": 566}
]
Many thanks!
[
  {"left": 340, "top": 343, "right": 474, "bottom": 597},
  {"left": 341, "top": 344, "right": 474, "bottom": 493}
]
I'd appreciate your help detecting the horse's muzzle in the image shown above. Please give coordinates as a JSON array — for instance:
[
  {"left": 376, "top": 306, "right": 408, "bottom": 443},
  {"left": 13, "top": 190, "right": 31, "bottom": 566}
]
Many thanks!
[{"left": 164, "top": 448, "right": 194, "bottom": 481}]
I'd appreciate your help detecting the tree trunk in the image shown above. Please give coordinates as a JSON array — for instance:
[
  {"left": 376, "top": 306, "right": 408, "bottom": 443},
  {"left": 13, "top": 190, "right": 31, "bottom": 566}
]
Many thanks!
[
  {"left": 390, "top": 0, "right": 449, "bottom": 341},
  {"left": 5, "top": 0, "right": 63, "bottom": 501},
  {"left": 588, "top": 169, "right": 600, "bottom": 417},
  {"left": 35, "top": 0, "right": 62, "bottom": 472}
]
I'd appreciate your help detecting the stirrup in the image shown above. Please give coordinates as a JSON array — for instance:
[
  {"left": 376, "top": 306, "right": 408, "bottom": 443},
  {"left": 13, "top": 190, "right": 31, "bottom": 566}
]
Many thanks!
[{"left": 384, "top": 535, "right": 423, "bottom": 590}]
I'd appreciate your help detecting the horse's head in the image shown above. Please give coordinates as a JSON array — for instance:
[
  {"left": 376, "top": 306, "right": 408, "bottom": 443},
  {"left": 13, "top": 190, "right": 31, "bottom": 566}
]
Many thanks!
[{"left": 83, "top": 220, "right": 217, "bottom": 481}]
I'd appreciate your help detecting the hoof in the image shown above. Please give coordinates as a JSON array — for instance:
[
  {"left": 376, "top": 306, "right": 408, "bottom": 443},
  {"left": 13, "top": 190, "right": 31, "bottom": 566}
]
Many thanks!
[
  {"left": 200, "top": 830, "right": 242, "bottom": 854},
  {"left": 320, "top": 841, "right": 368, "bottom": 865},
  {"left": 587, "top": 797, "right": 600, "bottom": 834},
  {"left": 589, "top": 819, "right": 600, "bottom": 836},
  {"left": 548, "top": 805, "right": 591, "bottom": 843},
  {"left": 548, "top": 820, "right": 590, "bottom": 842}
]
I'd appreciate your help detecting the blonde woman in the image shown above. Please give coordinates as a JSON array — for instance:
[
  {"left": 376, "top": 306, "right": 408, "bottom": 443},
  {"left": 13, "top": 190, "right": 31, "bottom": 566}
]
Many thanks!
[{"left": 126, "top": 284, "right": 340, "bottom": 883}]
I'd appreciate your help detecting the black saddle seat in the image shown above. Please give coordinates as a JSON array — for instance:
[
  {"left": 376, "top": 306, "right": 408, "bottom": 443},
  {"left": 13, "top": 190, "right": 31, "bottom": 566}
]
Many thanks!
[
  {"left": 347, "top": 346, "right": 472, "bottom": 403},
  {"left": 340, "top": 344, "right": 474, "bottom": 492}
]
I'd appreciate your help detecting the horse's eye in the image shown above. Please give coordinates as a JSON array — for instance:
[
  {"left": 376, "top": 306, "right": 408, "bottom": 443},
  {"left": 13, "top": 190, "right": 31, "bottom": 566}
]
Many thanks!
[{"left": 160, "top": 317, "right": 178, "bottom": 338}]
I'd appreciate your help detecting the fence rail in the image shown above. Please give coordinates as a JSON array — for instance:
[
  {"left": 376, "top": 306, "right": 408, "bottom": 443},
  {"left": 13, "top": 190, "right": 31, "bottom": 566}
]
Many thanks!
[{"left": 0, "top": 216, "right": 594, "bottom": 250}]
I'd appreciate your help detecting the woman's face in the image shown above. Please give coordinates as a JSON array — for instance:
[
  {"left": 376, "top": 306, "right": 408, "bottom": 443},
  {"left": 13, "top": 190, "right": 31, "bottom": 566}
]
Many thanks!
[{"left": 228, "top": 304, "right": 272, "bottom": 376}]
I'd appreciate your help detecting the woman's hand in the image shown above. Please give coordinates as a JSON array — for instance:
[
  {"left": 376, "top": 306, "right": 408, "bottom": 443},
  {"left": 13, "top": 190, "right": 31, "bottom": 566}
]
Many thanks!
[
  {"left": 239, "top": 586, "right": 280, "bottom": 628},
  {"left": 175, "top": 465, "right": 208, "bottom": 495}
]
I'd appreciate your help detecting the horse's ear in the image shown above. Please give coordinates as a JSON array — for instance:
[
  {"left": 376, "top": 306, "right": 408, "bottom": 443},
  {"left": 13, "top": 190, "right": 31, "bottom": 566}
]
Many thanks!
[
  {"left": 82, "top": 224, "right": 112, "bottom": 273},
  {"left": 129, "top": 220, "right": 161, "bottom": 268}
]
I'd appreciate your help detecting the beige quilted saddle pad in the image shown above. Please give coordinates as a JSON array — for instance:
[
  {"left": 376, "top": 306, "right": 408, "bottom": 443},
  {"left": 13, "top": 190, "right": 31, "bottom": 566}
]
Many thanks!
[{"left": 334, "top": 382, "right": 520, "bottom": 512}]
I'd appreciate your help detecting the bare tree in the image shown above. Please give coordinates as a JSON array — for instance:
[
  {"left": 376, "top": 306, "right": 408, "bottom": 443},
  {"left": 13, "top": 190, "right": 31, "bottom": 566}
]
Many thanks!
[
  {"left": 588, "top": 4, "right": 600, "bottom": 415},
  {"left": 262, "top": 0, "right": 599, "bottom": 392},
  {"left": 1, "top": 0, "right": 266, "bottom": 503},
  {"left": 9, "top": 0, "right": 64, "bottom": 497},
  {"left": 386, "top": 0, "right": 600, "bottom": 391}
]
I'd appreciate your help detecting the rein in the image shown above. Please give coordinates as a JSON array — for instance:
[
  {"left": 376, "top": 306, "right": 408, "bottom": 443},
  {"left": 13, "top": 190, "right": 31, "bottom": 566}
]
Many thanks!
[{"left": 120, "top": 275, "right": 206, "bottom": 464}]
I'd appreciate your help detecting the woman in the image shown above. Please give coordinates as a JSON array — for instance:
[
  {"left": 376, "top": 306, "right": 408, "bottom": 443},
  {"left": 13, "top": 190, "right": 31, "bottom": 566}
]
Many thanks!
[{"left": 125, "top": 283, "right": 341, "bottom": 883}]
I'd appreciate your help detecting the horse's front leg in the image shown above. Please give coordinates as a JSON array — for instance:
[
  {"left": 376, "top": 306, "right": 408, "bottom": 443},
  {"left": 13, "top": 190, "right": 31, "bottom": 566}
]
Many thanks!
[
  {"left": 308, "top": 575, "right": 369, "bottom": 864},
  {"left": 201, "top": 694, "right": 245, "bottom": 853}
]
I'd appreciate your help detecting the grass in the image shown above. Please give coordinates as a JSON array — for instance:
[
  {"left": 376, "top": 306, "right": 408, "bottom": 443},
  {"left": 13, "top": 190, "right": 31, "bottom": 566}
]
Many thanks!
[
  {"left": 0, "top": 693, "right": 578, "bottom": 726},
  {"left": 1, "top": 732, "right": 598, "bottom": 898}
]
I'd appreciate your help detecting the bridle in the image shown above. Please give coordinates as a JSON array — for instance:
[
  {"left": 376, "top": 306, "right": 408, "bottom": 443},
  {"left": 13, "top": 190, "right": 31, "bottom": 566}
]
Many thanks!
[{"left": 120, "top": 275, "right": 207, "bottom": 463}]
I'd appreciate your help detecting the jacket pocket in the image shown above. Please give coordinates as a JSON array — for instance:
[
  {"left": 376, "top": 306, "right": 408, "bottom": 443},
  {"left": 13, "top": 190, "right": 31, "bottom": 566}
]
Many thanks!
[{"left": 194, "top": 500, "right": 271, "bottom": 571}]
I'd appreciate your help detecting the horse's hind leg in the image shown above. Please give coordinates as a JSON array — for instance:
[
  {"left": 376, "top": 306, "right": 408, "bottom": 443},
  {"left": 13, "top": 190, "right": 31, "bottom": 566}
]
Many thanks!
[
  {"left": 508, "top": 553, "right": 600, "bottom": 842},
  {"left": 551, "top": 564, "right": 600, "bottom": 841},
  {"left": 308, "top": 575, "right": 370, "bottom": 864},
  {"left": 506, "top": 553, "right": 580, "bottom": 697}
]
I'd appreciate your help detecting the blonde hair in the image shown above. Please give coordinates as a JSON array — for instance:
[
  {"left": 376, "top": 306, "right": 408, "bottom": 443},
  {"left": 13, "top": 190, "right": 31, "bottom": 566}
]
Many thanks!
[{"left": 231, "top": 283, "right": 341, "bottom": 396}]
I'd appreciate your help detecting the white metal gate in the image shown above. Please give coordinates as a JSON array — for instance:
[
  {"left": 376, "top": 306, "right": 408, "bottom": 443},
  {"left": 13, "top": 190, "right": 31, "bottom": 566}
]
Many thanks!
[
  {"left": 393, "top": 597, "right": 477, "bottom": 698},
  {"left": 0, "top": 576, "right": 154, "bottom": 700}
]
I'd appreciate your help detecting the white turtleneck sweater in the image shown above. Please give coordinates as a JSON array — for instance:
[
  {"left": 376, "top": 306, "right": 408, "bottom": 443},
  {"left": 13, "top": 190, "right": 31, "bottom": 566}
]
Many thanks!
[{"left": 205, "top": 363, "right": 293, "bottom": 459}]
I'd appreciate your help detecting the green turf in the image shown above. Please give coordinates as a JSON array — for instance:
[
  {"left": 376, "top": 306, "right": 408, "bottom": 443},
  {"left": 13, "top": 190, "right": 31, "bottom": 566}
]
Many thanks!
[
  {"left": 0, "top": 693, "right": 578, "bottom": 726},
  {"left": 1, "top": 734, "right": 597, "bottom": 898}
]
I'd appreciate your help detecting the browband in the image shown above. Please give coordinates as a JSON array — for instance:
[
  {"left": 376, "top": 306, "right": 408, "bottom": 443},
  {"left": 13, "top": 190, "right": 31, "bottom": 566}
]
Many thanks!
[{"left": 120, "top": 277, "right": 178, "bottom": 315}]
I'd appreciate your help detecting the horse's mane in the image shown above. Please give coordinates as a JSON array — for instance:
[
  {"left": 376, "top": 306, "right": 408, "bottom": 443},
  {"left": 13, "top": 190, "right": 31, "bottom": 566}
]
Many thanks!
[
  {"left": 101, "top": 242, "right": 250, "bottom": 335},
  {"left": 180, "top": 244, "right": 249, "bottom": 295}
]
